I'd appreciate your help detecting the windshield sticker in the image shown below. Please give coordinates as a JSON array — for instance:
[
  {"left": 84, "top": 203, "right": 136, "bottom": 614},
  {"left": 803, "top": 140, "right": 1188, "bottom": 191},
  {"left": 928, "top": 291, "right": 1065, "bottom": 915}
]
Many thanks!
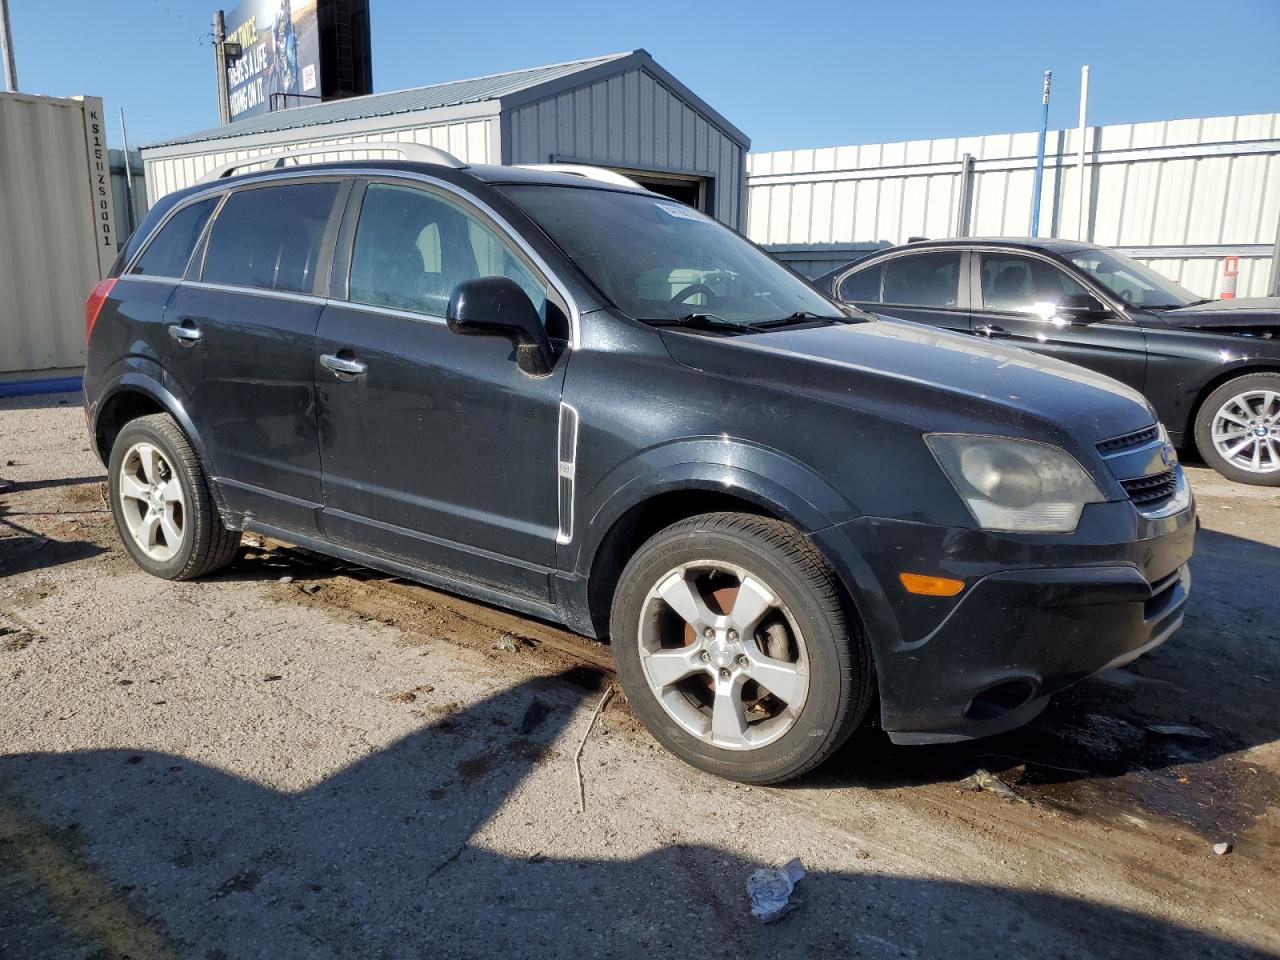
[{"left": 655, "top": 202, "right": 706, "bottom": 221}]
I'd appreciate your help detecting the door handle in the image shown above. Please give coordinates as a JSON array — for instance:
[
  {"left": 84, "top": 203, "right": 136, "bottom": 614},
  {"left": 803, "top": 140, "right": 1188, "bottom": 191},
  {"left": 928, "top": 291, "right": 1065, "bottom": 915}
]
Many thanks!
[
  {"left": 974, "top": 324, "right": 1011, "bottom": 339},
  {"left": 320, "top": 353, "right": 368, "bottom": 379},
  {"left": 167, "top": 322, "right": 202, "bottom": 345}
]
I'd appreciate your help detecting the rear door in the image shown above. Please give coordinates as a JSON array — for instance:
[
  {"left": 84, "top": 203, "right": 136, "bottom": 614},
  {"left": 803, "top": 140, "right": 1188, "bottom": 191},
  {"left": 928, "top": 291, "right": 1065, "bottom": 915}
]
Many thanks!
[
  {"left": 314, "top": 178, "right": 568, "bottom": 601},
  {"left": 970, "top": 250, "right": 1148, "bottom": 393},
  {"left": 835, "top": 250, "right": 970, "bottom": 333},
  {"left": 164, "top": 177, "right": 349, "bottom": 534}
]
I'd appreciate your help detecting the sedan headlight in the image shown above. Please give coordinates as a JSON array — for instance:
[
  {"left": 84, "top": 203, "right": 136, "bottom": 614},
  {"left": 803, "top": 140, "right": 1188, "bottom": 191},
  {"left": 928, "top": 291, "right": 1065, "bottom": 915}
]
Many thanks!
[{"left": 926, "top": 434, "right": 1105, "bottom": 533}]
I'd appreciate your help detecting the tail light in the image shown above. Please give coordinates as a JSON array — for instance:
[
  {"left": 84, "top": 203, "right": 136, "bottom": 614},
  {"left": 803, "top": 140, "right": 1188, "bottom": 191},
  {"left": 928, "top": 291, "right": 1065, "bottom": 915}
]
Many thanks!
[{"left": 85, "top": 277, "right": 117, "bottom": 343}]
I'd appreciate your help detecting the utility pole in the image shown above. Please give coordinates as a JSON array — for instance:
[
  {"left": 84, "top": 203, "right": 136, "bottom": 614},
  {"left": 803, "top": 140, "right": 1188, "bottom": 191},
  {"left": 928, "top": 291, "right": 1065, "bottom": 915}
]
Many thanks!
[
  {"left": 213, "top": 9, "right": 231, "bottom": 124},
  {"left": 0, "top": 0, "right": 18, "bottom": 93},
  {"left": 119, "top": 108, "right": 137, "bottom": 234},
  {"left": 1029, "top": 70, "right": 1052, "bottom": 237},
  {"left": 1075, "top": 65, "right": 1091, "bottom": 241}
]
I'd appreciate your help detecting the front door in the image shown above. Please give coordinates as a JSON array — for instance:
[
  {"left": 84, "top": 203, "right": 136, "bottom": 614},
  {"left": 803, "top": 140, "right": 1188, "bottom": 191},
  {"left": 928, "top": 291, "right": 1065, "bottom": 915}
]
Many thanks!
[
  {"left": 970, "top": 250, "right": 1149, "bottom": 393},
  {"left": 315, "top": 179, "right": 567, "bottom": 601},
  {"left": 167, "top": 178, "right": 346, "bottom": 534}
]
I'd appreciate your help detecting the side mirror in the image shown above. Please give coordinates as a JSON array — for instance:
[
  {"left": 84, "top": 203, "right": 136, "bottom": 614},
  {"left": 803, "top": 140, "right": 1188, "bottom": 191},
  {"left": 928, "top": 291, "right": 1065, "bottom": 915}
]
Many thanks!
[
  {"left": 1057, "top": 292, "right": 1109, "bottom": 321},
  {"left": 447, "top": 276, "right": 553, "bottom": 376}
]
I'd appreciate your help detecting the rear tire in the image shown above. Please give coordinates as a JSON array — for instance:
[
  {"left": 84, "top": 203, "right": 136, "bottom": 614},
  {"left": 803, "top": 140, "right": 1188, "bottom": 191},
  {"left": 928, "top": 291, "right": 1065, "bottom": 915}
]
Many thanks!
[
  {"left": 107, "top": 414, "right": 241, "bottom": 579},
  {"left": 610, "top": 512, "right": 872, "bottom": 784},
  {"left": 1194, "top": 373, "right": 1280, "bottom": 486}
]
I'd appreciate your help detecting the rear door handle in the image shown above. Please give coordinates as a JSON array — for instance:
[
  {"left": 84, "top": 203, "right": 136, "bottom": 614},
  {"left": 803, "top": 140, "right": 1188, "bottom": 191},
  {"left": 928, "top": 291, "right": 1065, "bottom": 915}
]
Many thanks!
[
  {"left": 320, "top": 353, "right": 368, "bottom": 378},
  {"left": 974, "top": 324, "right": 1011, "bottom": 339},
  {"left": 167, "top": 322, "right": 202, "bottom": 345}
]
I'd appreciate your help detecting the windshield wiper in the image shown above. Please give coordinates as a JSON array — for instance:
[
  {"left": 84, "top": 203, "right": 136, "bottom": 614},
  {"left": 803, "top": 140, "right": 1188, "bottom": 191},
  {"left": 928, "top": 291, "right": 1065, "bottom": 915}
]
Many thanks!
[
  {"left": 641, "top": 313, "right": 762, "bottom": 333},
  {"left": 750, "top": 310, "right": 854, "bottom": 329}
]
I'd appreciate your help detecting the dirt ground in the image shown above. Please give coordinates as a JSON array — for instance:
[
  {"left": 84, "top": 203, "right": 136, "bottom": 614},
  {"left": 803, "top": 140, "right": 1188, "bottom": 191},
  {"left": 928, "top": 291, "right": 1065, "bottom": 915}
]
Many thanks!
[{"left": 1, "top": 393, "right": 1277, "bottom": 960}]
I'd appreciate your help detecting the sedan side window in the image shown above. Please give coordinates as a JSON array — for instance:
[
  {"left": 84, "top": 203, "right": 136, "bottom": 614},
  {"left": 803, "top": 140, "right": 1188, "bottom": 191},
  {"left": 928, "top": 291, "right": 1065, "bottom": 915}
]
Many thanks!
[
  {"left": 838, "top": 264, "right": 882, "bottom": 303},
  {"left": 349, "top": 183, "right": 548, "bottom": 321},
  {"left": 981, "top": 253, "right": 1091, "bottom": 314},
  {"left": 881, "top": 252, "right": 962, "bottom": 307}
]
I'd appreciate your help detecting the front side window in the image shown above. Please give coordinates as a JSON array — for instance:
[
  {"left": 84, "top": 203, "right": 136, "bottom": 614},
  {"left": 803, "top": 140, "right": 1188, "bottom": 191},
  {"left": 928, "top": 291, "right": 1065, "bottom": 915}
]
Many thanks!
[
  {"left": 980, "top": 253, "right": 1091, "bottom": 314},
  {"left": 881, "top": 252, "right": 962, "bottom": 307},
  {"left": 1068, "top": 248, "right": 1199, "bottom": 308},
  {"left": 838, "top": 264, "right": 882, "bottom": 302},
  {"left": 130, "top": 196, "right": 219, "bottom": 278},
  {"left": 348, "top": 182, "right": 548, "bottom": 321},
  {"left": 499, "top": 185, "right": 843, "bottom": 327},
  {"left": 201, "top": 182, "right": 339, "bottom": 294}
]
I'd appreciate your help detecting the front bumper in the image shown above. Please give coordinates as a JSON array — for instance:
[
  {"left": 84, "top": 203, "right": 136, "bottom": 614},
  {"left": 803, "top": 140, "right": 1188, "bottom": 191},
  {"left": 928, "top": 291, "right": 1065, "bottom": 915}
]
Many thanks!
[{"left": 809, "top": 496, "right": 1196, "bottom": 744}]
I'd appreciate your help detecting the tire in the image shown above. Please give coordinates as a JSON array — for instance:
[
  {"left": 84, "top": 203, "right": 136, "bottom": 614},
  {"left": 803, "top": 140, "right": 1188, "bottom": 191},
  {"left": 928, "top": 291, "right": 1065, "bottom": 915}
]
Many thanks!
[
  {"left": 107, "top": 413, "right": 241, "bottom": 579},
  {"left": 1193, "top": 373, "right": 1280, "bottom": 486},
  {"left": 610, "top": 512, "right": 872, "bottom": 784}
]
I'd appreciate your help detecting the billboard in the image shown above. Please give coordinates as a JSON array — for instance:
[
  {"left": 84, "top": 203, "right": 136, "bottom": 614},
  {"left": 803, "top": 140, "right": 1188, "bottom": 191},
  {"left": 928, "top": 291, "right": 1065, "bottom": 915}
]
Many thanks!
[{"left": 223, "top": 0, "right": 321, "bottom": 121}]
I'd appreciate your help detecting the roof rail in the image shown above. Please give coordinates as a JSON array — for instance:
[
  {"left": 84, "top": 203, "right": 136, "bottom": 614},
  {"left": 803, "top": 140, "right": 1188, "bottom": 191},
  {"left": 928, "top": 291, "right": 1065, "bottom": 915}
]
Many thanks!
[
  {"left": 197, "top": 141, "right": 466, "bottom": 184},
  {"left": 516, "top": 164, "right": 643, "bottom": 188}
]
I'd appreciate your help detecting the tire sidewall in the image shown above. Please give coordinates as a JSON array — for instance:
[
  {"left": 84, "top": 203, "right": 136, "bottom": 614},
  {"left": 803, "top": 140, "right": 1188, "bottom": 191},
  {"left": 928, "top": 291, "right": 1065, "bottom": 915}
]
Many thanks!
[
  {"left": 611, "top": 524, "right": 853, "bottom": 783},
  {"left": 108, "top": 419, "right": 201, "bottom": 578},
  {"left": 1194, "top": 373, "right": 1280, "bottom": 487}
]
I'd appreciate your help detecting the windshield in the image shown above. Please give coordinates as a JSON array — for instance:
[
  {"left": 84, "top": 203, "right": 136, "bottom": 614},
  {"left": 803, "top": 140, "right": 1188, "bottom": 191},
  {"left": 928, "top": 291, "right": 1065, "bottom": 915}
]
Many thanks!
[
  {"left": 1067, "top": 248, "right": 1200, "bottom": 308},
  {"left": 499, "top": 185, "right": 845, "bottom": 326}
]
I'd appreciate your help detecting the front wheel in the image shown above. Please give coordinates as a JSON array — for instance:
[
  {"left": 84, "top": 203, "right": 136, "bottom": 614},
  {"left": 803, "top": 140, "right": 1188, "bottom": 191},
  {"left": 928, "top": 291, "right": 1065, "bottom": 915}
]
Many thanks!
[
  {"left": 1194, "top": 373, "right": 1280, "bottom": 486},
  {"left": 610, "top": 513, "right": 872, "bottom": 784}
]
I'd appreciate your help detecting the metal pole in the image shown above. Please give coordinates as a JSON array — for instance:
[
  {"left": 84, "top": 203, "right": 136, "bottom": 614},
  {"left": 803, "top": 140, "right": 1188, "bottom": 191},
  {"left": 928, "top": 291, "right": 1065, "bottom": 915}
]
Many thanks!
[
  {"left": 1029, "top": 70, "right": 1052, "bottom": 237},
  {"left": 1269, "top": 202, "right": 1280, "bottom": 296},
  {"left": 213, "top": 9, "right": 230, "bottom": 125},
  {"left": 0, "top": 0, "right": 18, "bottom": 92},
  {"left": 1076, "top": 65, "right": 1090, "bottom": 241},
  {"left": 955, "top": 152, "right": 975, "bottom": 238},
  {"left": 119, "top": 108, "right": 137, "bottom": 234}
]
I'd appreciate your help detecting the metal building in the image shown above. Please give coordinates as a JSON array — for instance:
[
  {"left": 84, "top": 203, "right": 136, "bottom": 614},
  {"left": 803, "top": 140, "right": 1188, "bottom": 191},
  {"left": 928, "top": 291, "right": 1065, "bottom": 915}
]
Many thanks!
[
  {"left": 748, "top": 113, "right": 1280, "bottom": 297},
  {"left": 140, "top": 50, "right": 751, "bottom": 229}
]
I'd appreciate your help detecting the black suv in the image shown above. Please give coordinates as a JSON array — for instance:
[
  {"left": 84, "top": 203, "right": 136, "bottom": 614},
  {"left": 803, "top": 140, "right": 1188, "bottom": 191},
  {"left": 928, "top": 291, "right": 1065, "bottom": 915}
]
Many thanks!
[
  {"left": 815, "top": 239, "right": 1280, "bottom": 486},
  {"left": 84, "top": 148, "right": 1195, "bottom": 783}
]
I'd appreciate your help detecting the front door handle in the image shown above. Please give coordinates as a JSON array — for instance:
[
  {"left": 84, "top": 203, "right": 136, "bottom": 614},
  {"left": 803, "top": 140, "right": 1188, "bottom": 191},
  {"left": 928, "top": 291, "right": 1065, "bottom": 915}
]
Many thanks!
[
  {"left": 974, "top": 324, "right": 1011, "bottom": 339},
  {"left": 320, "top": 353, "right": 368, "bottom": 379},
  {"left": 167, "top": 322, "right": 202, "bottom": 345}
]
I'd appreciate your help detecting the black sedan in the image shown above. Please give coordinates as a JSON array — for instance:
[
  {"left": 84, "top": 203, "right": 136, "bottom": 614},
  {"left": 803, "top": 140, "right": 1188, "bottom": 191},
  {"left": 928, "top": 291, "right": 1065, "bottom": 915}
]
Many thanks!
[{"left": 815, "top": 239, "right": 1280, "bottom": 485}]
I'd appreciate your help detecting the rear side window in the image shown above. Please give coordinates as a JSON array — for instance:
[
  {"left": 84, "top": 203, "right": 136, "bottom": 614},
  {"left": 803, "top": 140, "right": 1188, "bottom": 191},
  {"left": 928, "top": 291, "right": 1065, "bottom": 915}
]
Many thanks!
[
  {"left": 838, "top": 264, "right": 882, "bottom": 302},
  {"left": 881, "top": 252, "right": 962, "bottom": 307},
  {"left": 201, "top": 182, "right": 338, "bottom": 293},
  {"left": 348, "top": 182, "right": 547, "bottom": 320},
  {"left": 130, "top": 197, "right": 218, "bottom": 278}
]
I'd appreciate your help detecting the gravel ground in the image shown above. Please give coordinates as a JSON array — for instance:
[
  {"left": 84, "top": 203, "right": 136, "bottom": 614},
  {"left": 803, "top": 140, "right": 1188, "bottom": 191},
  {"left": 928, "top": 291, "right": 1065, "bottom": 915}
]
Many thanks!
[{"left": 1, "top": 393, "right": 1277, "bottom": 960}]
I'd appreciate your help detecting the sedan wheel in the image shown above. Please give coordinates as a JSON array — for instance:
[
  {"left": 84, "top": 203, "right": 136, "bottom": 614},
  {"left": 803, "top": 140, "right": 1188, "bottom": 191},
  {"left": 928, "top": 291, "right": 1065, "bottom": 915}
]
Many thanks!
[
  {"left": 118, "top": 442, "right": 186, "bottom": 561},
  {"left": 1195, "top": 373, "right": 1280, "bottom": 486}
]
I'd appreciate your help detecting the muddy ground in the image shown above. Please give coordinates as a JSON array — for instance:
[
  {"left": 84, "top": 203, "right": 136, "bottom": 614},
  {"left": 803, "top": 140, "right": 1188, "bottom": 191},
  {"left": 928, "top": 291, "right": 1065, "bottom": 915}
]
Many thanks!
[{"left": 1, "top": 393, "right": 1277, "bottom": 959}]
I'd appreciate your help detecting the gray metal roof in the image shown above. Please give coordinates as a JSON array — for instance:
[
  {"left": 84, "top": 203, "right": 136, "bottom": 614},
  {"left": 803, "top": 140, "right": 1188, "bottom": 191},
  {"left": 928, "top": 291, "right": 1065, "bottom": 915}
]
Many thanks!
[{"left": 146, "top": 51, "right": 635, "bottom": 149}]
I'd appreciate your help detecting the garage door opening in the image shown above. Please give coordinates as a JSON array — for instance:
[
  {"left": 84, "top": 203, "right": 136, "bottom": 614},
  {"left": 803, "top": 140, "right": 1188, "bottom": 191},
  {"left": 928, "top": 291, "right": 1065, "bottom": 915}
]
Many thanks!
[{"left": 578, "top": 164, "right": 710, "bottom": 213}]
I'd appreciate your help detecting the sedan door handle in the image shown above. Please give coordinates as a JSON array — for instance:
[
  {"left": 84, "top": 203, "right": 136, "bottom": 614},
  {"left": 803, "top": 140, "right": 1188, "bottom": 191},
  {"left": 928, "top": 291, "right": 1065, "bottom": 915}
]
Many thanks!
[
  {"left": 320, "top": 353, "right": 368, "bottom": 378},
  {"left": 974, "top": 324, "right": 1011, "bottom": 339},
  {"left": 167, "top": 322, "right": 202, "bottom": 344}
]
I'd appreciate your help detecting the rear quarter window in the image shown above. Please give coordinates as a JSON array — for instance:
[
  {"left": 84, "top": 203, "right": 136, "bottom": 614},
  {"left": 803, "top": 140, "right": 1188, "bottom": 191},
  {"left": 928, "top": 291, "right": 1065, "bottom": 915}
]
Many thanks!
[
  {"left": 838, "top": 264, "right": 882, "bottom": 302},
  {"left": 200, "top": 182, "right": 339, "bottom": 294},
  {"left": 129, "top": 197, "right": 219, "bottom": 279}
]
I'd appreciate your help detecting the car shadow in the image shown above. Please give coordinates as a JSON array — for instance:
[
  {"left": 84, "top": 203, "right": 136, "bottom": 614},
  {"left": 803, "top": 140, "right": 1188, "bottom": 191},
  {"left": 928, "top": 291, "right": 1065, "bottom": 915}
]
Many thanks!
[{"left": 0, "top": 672, "right": 1266, "bottom": 959}]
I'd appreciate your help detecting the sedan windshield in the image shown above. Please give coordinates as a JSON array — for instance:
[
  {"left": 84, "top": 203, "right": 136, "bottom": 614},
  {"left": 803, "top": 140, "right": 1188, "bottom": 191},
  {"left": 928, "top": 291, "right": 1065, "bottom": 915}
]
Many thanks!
[
  {"left": 1067, "top": 248, "right": 1201, "bottom": 309},
  {"left": 500, "top": 185, "right": 847, "bottom": 327}
]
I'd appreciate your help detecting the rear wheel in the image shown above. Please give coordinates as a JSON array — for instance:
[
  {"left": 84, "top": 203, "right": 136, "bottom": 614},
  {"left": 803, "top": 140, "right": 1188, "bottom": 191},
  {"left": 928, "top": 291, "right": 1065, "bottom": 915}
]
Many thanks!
[
  {"left": 108, "top": 414, "right": 241, "bottom": 579},
  {"left": 1194, "top": 373, "right": 1280, "bottom": 486},
  {"left": 610, "top": 512, "right": 872, "bottom": 784}
]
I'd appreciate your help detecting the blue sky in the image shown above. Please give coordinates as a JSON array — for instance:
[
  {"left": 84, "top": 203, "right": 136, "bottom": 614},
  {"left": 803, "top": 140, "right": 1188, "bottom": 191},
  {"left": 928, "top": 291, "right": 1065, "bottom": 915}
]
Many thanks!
[{"left": 9, "top": 0, "right": 1280, "bottom": 152}]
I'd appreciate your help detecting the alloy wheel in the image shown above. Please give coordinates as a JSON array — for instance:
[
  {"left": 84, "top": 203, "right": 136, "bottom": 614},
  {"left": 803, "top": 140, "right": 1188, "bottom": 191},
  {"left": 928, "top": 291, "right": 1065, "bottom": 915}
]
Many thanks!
[
  {"left": 637, "top": 561, "right": 809, "bottom": 751},
  {"left": 118, "top": 442, "right": 186, "bottom": 561},
  {"left": 1211, "top": 389, "right": 1280, "bottom": 475}
]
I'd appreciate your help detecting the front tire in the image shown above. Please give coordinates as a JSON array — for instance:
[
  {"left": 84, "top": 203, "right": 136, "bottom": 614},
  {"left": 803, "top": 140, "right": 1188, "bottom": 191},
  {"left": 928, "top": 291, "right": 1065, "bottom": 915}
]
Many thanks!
[
  {"left": 1194, "top": 373, "right": 1280, "bottom": 486},
  {"left": 610, "top": 512, "right": 872, "bottom": 784},
  {"left": 108, "top": 414, "right": 241, "bottom": 579}
]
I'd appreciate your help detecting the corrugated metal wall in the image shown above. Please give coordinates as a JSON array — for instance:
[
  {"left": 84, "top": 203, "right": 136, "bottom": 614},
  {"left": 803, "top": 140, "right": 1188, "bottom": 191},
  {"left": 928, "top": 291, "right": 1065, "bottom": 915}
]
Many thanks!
[
  {"left": 749, "top": 113, "right": 1280, "bottom": 294},
  {"left": 0, "top": 93, "right": 113, "bottom": 378},
  {"left": 142, "top": 116, "right": 499, "bottom": 203},
  {"left": 504, "top": 66, "right": 748, "bottom": 230}
]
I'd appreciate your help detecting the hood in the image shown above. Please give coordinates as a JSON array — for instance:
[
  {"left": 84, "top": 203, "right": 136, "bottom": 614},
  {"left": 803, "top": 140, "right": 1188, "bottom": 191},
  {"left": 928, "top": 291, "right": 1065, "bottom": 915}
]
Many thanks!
[
  {"left": 1157, "top": 297, "right": 1280, "bottom": 335},
  {"left": 661, "top": 318, "right": 1156, "bottom": 444}
]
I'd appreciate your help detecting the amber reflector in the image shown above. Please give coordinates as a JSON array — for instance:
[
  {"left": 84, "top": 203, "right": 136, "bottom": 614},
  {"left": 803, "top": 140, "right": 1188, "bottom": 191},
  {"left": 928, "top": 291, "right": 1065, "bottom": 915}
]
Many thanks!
[{"left": 899, "top": 572, "right": 965, "bottom": 597}]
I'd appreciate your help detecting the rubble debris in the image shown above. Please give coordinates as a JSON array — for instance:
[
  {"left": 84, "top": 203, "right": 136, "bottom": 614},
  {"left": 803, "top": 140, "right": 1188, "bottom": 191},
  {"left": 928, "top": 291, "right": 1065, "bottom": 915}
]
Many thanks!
[
  {"left": 492, "top": 637, "right": 519, "bottom": 653},
  {"left": 278, "top": 576, "right": 294, "bottom": 585},
  {"left": 518, "top": 696, "right": 551, "bottom": 734},
  {"left": 301, "top": 583, "right": 321, "bottom": 595},
  {"left": 1213, "top": 842, "right": 1233, "bottom": 856},
  {"left": 747, "top": 858, "right": 806, "bottom": 923},
  {"left": 1147, "top": 723, "right": 1211, "bottom": 739},
  {"left": 959, "top": 768, "right": 1027, "bottom": 803}
]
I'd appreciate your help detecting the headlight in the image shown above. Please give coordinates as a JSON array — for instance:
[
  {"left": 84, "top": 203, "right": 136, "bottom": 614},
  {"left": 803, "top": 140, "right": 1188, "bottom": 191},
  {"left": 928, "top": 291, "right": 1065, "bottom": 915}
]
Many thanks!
[{"left": 926, "top": 434, "right": 1105, "bottom": 533}]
